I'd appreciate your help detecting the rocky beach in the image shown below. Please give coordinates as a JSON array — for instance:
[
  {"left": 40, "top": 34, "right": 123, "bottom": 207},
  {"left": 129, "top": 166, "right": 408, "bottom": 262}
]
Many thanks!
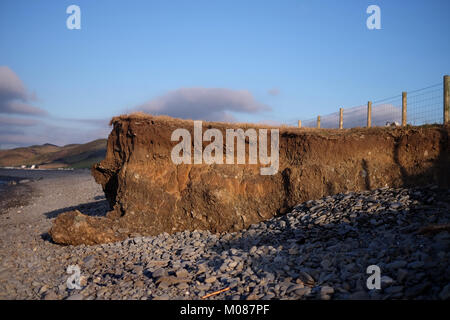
[{"left": 0, "top": 168, "right": 449, "bottom": 300}]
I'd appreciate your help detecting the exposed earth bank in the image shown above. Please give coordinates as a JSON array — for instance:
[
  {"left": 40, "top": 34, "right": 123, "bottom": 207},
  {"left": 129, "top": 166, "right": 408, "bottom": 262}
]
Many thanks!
[{"left": 52, "top": 116, "right": 449, "bottom": 245}]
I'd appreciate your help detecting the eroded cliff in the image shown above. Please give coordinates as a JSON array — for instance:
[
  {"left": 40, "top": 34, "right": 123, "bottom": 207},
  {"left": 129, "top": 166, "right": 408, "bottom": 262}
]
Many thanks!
[{"left": 49, "top": 115, "right": 450, "bottom": 245}]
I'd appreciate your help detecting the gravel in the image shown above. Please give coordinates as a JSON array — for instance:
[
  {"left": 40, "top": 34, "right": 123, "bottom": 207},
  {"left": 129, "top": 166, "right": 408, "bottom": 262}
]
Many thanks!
[{"left": 0, "top": 168, "right": 449, "bottom": 300}]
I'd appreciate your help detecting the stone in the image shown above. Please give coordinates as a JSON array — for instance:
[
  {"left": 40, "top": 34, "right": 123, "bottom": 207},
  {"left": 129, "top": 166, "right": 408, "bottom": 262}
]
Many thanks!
[
  {"left": 320, "top": 286, "right": 334, "bottom": 295},
  {"left": 287, "top": 283, "right": 304, "bottom": 293},
  {"left": 294, "top": 287, "right": 311, "bottom": 297},
  {"left": 381, "top": 276, "right": 394, "bottom": 287},
  {"left": 439, "top": 284, "right": 450, "bottom": 300},
  {"left": 384, "top": 286, "right": 403, "bottom": 294},
  {"left": 404, "top": 282, "right": 430, "bottom": 298},
  {"left": 348, "top": 291, "right": 369, "bottom": 300},
  {"left": 408, "top": 261, "right": 424, "bottom": 269},
  {"left": 153, "top": 294, "right": 170, "bottom": 300},
  {"left": 196, "top": 263, "right": 208, "bottom": 274},
  {"left": 175, "top": 268, "right": 189, "bottom": 278},
  {"left": 83, "top": 255, "right": 95, "bottom": 268},
  {"left": 297, "top": 271, "right": 315, "bottom": 285},
  {"left": 152, "top": 268, "right": 167, "bottom": 278},
  {"left": 386, "top": 260, "right": 407, "bottom": 270},
  {"left": 66, "top": 293, "right": 84, "bottom": 300},
  {"left": 204, "top": 276, "right": 217, "bottom": 284},
  {"left": 49, "top": 210, "right": 124, "bottom": 246},
  {"left": 177, "top": 282, "right": 189, "bottom": 290},
  {"left": 390, "top": 203, "right": 402, "bottom": 209},
  {"left": 148, "top": 260, "right": 169, "bottom": 268},
  {"left": 397, "top": 269, "right": 408, "bottom": 283},
  {"left": 155, "top": 276, "right": 189, "bottom": 287},
  {"left": 262, "top": 293, "right": 276, "bottom": 300},
  {"left": 43, "top": 291, "right": 58, "bottom": 300},
  {"left": 39, "top": 285, "right": 49, "bottom": 294}
]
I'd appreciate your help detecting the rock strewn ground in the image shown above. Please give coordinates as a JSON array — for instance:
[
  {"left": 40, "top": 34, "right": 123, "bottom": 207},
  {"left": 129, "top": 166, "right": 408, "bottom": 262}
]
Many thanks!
[{"left": 0, "top": 169, "right": 449, "bottom": 300}]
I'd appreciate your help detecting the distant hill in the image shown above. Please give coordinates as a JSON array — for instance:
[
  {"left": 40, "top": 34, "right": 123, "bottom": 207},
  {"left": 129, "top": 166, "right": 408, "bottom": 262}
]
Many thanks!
[{"left": 0, "top": 139, "right": 107, "bottom": 169}]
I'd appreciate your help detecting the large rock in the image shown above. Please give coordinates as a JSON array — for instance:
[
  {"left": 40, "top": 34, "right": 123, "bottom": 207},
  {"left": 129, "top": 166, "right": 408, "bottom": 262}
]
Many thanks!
[
  {"left": 50, "top": 114, "right": 450, "bottom": 245},
  {"left": 49, "top": 210, "right": 122, "bottom": 245}
]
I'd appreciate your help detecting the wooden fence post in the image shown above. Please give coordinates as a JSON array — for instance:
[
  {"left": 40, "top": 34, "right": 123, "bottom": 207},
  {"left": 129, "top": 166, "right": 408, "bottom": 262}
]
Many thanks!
[
  {"left": 445, "top": 75, "right": 449, "bottom": 124},
  {"left": 367, "top": 101, "right": 372, "bottom": 128},
  {"left": 402, "top": 92, "right": 407, "bottom": 126},
  {"left": 317, "top": 116, "right": 321, "bottom": 129},
  {"left": 339, "top": 108, "right": 343, "bottom": 129},
  {"left": 298, "top": 120, "right": 302, "bottom": 128}
]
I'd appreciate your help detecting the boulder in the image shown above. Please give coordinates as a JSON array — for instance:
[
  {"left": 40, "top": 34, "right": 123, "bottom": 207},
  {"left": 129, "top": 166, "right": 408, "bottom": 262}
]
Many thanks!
[{"left": 49, "top": 210, "right": 124, "bottom": 245}]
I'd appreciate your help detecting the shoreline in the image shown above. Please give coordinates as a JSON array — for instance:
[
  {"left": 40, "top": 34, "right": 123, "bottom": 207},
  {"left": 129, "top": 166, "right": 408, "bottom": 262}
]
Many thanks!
[
  {"left": 0, "top": 168, "right": 88, "bottom": 215},
  {"left": 0, "top": 175, "right": 36, "bottom": 215}
]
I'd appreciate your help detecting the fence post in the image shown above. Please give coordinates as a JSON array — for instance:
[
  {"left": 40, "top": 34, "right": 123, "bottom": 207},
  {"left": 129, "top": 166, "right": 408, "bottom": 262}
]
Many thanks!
[
  {"left": 367, "top": 101, "right": 372, "bottom": 128},
  {"left": 402, "top": 92, "right": 407, "bottom": 126},
  {"left": 298, "top": 120, "right": 302, "bottom": 128},
  {"left": 445, "top": 75, "right": 449, "bottom": 124},
  {"left": 339, "top": 108, "right": 343, "bottom": 129},
  {"left": 317, "top": 116, "right": 321, "bottom": 129}
]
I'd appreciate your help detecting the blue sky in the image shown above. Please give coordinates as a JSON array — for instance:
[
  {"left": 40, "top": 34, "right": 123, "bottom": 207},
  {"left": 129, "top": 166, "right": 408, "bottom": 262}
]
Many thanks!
[{"left": 1, "top": 0, "right": 449, "bottom": 148}]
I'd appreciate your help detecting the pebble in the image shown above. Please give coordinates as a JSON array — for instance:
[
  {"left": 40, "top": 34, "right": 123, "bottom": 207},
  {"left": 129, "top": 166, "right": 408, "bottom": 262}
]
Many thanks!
[
  {"left": 348, "top": 291, "right": 369, "bottom": 300},
  {"left": 387, "top": 260, "right": 407, "bottom": 270},
  {"left": 439, "top": 284, "right": 450, "bottom": 300},
  {"left": 66, "top": 293, "right": 84, "bottom": 300},
  {"left": 381, "top": 276, "right": 394, "bottom": 287},
  {"left": 294, "top": 287, "right": 312, "bottom": 297},
  {"left": 384, "top": 286, "right": 403, "bottom": 294},
  {"left": 287, "top": 284, "right": 304, "bottom": 293},
  {"left": 152, "top": 268, "right": 167, "bottom": 278},
  {"left": 204, "top": 276, "right": 217, "bottom": 284}
]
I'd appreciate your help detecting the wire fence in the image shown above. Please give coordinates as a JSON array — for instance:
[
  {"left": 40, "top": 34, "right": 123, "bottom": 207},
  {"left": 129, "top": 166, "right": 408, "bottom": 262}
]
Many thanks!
[
  {"left": 407, "top": 84, "right": 443, "bottom": 126},
  {"left": 372, "top": 95, "right": 402, "bottom": 127},
  {"left": 298, "top": 76, "right": 448, "bottom": 129}
]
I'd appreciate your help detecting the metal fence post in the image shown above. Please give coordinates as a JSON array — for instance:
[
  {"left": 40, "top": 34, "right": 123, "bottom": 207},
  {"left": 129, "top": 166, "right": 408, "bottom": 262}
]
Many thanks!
[
  {"left": 339, "top": 108, "right": 343, "bottom": 129},
  {"left": 298, "top": 120, "right": 302, "bottom": 128},
  {"left": 445, "top": 75, "right": 449, "bottom": 124},
  {"left": 367, "top": 101, "right": 372, "bottom": 128},
  {"left": 317, "top": 116, "right": 321, "bottom": 129},
  {"left": 402, "top": 92, "right": 407, "bottom": 126}
]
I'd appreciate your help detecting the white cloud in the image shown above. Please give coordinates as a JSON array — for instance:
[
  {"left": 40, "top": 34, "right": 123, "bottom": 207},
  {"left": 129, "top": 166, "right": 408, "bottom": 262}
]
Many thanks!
[
  {"left": 136, "top": 87, "right": 271, "bottom": 121},
  {"left": 0, "top": 66, "right": 111, "bottom": 149},
  {"left": 0, "top": 116, "right": 40, "bottom": 127},
  {"left": 0, "top": 66, "right": 47, "bottom": 116}
]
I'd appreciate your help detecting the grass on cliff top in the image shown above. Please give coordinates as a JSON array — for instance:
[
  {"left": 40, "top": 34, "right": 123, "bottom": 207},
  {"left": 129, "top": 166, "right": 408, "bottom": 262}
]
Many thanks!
[{"left": 110, "top": 112, "right": 446, "bottom": 138}]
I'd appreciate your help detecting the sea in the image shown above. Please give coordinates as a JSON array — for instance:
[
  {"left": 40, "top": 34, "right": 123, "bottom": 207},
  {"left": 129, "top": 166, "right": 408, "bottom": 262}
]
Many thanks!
[
  {"left": 0, "top": 179, "right": 8, "bottom": 199},
  {"left": 0, "top": 178, "right": 8, "bottom": 190}
]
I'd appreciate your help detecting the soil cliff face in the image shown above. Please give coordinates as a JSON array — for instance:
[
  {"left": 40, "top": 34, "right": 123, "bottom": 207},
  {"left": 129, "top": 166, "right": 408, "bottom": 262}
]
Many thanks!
[{"left": 49, "top": 115, "right": 450, "bottom": 245}]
